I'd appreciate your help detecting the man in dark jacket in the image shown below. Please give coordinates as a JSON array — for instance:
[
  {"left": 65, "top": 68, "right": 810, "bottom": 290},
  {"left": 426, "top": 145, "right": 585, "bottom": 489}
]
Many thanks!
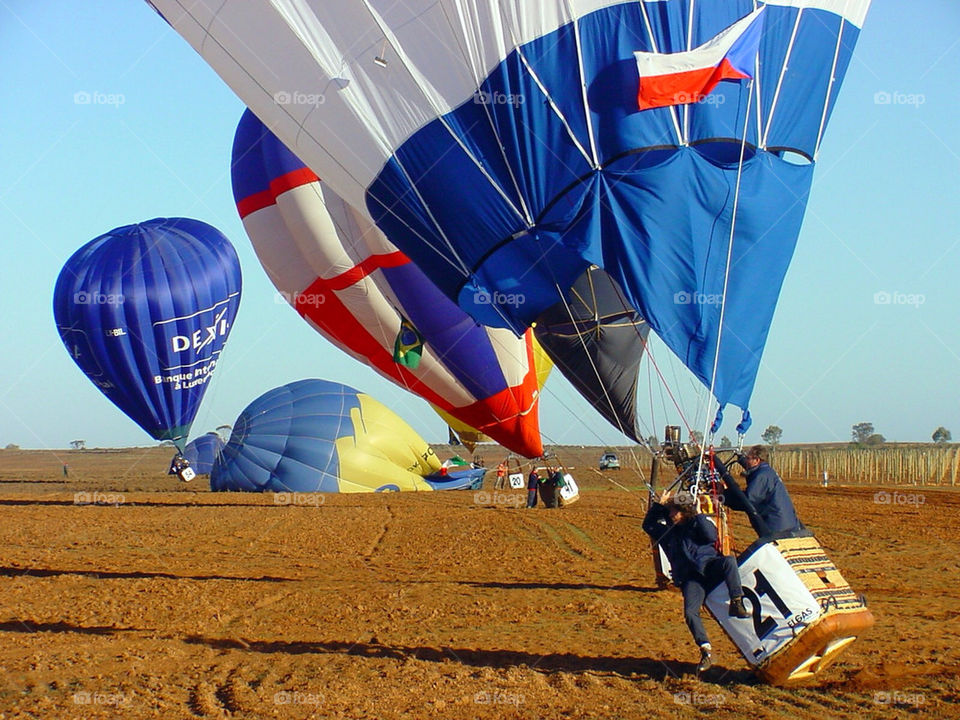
[
  {"left": 720, "top": 445, "right": 801, "bottom": 535},
  {"left": 643, "top": 494, "right": 750, "bottom": 671},
  {"left": 526, "top": 468, "right": 539, "bottom": 508}
]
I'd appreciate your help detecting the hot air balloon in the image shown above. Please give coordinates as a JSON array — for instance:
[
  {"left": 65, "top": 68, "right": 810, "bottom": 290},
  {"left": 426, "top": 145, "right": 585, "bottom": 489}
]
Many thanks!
[
  {"left": 210, "top": 379, "right": 478, "bottom": 492},
  {"left": 169, "top": 431, "right": 224, "bottom": 475},
  {"left": 534, "top": 266, "right": 649, "bottom": 442},
  {"left": 231, "top": 110, "right": 547, "bottom": 457},
  {"left": 151, "top": 0, "right": 876, "bottom": 684},
  {"left": 53, "top": 218, "right": 241, "bottom": 451},
  {"left": 155, "top": 0, "right": 870, "bottom": 437}
]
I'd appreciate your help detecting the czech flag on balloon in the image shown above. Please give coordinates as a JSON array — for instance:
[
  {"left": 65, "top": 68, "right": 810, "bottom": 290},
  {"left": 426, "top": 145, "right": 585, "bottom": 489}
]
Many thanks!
[{"left": 635, "top": 7, "right": 765, "bottom": 111}]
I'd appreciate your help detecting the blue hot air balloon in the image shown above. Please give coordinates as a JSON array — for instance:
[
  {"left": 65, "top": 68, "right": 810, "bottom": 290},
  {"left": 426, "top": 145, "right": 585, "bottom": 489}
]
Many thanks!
[
  {"left": 53, "top": 218, "right": 241, "bottom": 451},
  {"left": 152, "top": 0, "right": 870, "bottom": 435},
  {"left": 169, "top": 431, "right": 225, "bottom": 475}
]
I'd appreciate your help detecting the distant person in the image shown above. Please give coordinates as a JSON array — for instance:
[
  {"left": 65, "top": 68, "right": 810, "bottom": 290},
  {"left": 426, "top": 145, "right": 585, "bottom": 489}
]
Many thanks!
[
  {"left": 62, "top": 463, "right": 69, "bottom": 478},
  {"left": 526, "top": 467, "right": 539, "bottom": 508},
  {"left": 495, "top": 462, "right": 507, "bottom": 490},
  {"left": 719, "top": 445, "right": 801, "bottom": 535},
  {"left": 643, "top": 493, "right": 750, "bottom": 672}
]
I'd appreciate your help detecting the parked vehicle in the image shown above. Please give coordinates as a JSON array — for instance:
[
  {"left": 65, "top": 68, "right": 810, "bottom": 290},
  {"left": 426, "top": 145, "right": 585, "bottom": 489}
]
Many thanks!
[{"left": 599, "top": 452, "right": 620, "bottom": 470}]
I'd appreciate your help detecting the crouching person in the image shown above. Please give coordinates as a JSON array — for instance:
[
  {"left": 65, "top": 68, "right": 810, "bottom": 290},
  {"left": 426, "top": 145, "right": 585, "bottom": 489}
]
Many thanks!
[{"left": 643, "top": 493, "right": 750, "bottom": 672}]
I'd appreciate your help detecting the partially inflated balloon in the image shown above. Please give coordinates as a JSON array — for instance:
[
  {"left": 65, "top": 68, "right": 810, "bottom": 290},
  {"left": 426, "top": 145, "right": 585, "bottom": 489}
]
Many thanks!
[
  {"left": 231, "top": 111, "right": 546, "bottom": 456},
  {"left": 534, "top": 267, "right": 649, "bottom": 442},
  {"left": 53, "top": 218, "right": 241, "bottom": 450},
  {"left": 155, "top": 0, "right": 870, "bottom": 432},
  {"left": 211, "top": 379, "right": 444, "bottom": 493},
  {"left": 169, "top": 432, "right": 225, "bottom": 475}
]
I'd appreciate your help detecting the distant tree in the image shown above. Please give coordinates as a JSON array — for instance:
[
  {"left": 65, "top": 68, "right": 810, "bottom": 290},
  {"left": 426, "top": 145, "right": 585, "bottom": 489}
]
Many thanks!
[
  {"left": 932, "top": 427, "right": 952, "bottom": 444},
  {"left": 851, "top": 422, "right": 875, "bottom": 445},
  {"left": 719, "top": 435, "right": 732, "bottom": 448},
  {"left": 761, "top": 425, "right": 783, "bottom": 448},
  {"left": 865, "top": 433, "right": 886, "bottom": 446},
  {"left": 158, "top": 440, "right": 176, "bottom": 448},
  {"left": 690, "top": 430, "right": 704, "bottom": 445},
  {"left": 646, "top": 435, "right": 660, "bottom": 450},
  {"left": 70, "top": 440, "right": 85, "bottom": 450},
  {"left": 4, "top": 444, "right": 19, "bottom": 450}
]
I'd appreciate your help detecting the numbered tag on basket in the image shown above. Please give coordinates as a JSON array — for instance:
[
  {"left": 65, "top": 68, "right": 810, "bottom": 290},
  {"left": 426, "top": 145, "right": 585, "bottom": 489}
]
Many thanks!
[
  {"left": 706, "top": 542, "right": 822, "bottom": 666},
  {"left": 508, "top": 473, "right": 524, "bottom": 489}
]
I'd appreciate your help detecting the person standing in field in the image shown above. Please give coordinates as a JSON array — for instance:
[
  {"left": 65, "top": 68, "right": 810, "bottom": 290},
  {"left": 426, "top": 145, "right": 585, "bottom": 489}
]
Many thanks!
[
  {"left": 526, "top": 467, "right": 539, "bottom": 508},
  {"left": 719, "top": 445, "right": 801, "bottom": 535},
  {"left": 495, "top": 461, "right": 507, "bottom": 489}
]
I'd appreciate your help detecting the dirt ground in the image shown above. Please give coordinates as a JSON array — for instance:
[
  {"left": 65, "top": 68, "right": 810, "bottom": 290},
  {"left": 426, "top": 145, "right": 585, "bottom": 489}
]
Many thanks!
[{"left": 0, "top": 445, "right": 955, "bottom": 719}]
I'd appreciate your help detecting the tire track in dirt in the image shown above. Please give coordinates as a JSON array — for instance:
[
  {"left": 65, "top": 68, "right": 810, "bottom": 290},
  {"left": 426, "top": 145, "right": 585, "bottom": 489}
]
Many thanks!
[
  {"left": 189, "top": 664, "right": 263, "bottom": 717},
  {"left": 518, "top": 515, "right": 586, "bottom": 559},
  {"left": 556, "top": 519, "right": 610, "bottom": 558},
  {"left": 363, "top": 505, "right": 394, "bottom": 558}
]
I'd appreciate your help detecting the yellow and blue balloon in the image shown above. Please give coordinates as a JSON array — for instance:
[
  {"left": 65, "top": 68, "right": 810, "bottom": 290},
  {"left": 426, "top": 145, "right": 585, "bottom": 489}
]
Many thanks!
[{"left": 211, "top": 379, "right": 459, "bottom": 493}]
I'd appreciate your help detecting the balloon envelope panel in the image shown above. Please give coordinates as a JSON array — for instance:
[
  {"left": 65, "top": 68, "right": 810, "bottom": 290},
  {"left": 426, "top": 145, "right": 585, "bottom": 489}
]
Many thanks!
[
  {"left": 230, "top": 110, "right": 546, "bottom": 457},
  {"left": 53, "top": 218, "right": 241, "bottom": 450},
  {"left": 211, "top": 379, "right": 440, "bottom": 493}
]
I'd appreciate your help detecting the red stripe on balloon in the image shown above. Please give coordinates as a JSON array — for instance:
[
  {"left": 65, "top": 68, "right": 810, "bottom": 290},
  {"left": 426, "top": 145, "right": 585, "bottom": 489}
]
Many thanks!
[{"left": 236, "top": 168, "right": 319, "bottom": 218}]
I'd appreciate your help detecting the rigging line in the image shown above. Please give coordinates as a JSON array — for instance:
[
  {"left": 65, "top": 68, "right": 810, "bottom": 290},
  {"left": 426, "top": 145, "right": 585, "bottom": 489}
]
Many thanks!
[
  {"left": 511, "top": 40, "right": 594, "bottom": 167},
  {"left": 644, "top": 341, "right": 694, "bottom": 438},
  {"left": 563, "top": 0, "right": 600, "bottom": 168},
  {"left": 694, "top": 78, "right": 756, "bottom": 492},
  {"left": 762, "top": 6, "right": 803, "bottom": 148},
  {"left": 546, "top": 271, "right": 635, "bottom": 444},
  {"left": 438, "top": 2, "right": 534, "bottom": 225},
  {"left": 813, "top": 20, "right": 845, "bottom": 160},
  {"left": 752, "top": 0, "right": 764, "bottom": 148},
  {"left": 637, "top": 0, "right": 685, "bottom": 147},
  {"left": 599, "top": 267, "right": 692, "bottom": 436},
  {"left": 356, "top": 0, "right": 528, "bottom": 225},
  {"left": 683, "top": 0, "right": 695, "bottom": 145}
]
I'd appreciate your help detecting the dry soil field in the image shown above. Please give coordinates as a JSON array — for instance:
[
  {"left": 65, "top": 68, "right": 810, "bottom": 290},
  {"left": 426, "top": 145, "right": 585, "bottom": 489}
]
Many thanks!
[{"left": 0, "top": 445, "right": 955, "bottom": 719}]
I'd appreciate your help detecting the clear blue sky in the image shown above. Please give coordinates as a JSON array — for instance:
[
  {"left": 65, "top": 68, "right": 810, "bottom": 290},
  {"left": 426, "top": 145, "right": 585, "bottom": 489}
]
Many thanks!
[{"left": 1, "top": 2, "right": 957, "bottom": 450}]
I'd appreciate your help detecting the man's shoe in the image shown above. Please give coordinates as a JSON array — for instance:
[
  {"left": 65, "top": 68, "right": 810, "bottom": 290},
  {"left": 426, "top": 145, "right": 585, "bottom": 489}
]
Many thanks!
[
  {"left": 729, "top": 596, "right": 750, "bottom": 619},
  {"left": 697, "top": 644, "right": 712, "bottom": 672}
]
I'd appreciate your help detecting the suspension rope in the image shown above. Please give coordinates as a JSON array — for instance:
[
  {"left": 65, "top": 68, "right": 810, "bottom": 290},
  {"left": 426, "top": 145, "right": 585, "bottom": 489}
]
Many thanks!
[{"left": 694, "top": 80, "right": 756, "bottom": 494}]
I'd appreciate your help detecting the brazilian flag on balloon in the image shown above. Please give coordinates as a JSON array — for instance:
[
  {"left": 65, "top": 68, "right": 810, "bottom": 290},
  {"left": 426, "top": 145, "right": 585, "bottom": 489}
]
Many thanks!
[{"left": 394, "top": 317, "right": 424, "bottom": 369}]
